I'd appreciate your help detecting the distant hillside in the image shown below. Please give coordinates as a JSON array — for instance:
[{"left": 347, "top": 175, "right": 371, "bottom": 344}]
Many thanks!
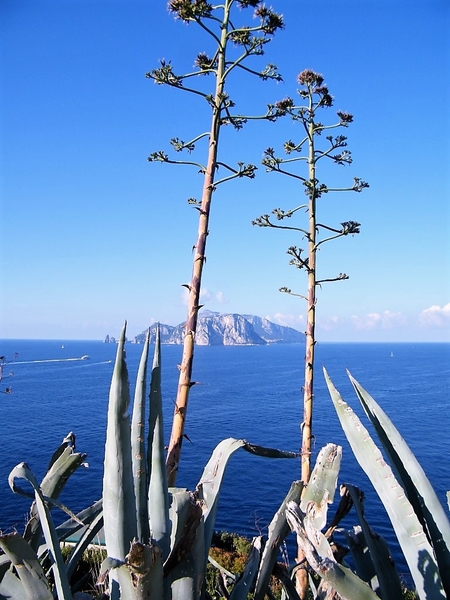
[{"left": 133, "top": 312, "right": 303, "bottom": 346}]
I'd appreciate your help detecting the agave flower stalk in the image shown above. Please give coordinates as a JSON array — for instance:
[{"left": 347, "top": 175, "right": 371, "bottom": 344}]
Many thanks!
[
  {"left": 148, "top": 0, "right": 285, "bottom": 485},
  {"left": 253, "top": 70, "right": 368, "bottom": 484}
]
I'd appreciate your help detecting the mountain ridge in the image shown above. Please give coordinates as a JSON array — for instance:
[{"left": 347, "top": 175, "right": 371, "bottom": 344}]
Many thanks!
[{"left": 133, "top": 312, "right": 304, "bottom": 346}]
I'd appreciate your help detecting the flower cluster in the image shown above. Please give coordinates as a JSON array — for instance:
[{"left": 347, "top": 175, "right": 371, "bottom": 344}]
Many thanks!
[
  {"left": 168, "top": 0, "right": 213, "bottom": 21},
  {"left": 274, "top": 97, "right": 294, "bottom": 115},
  {"left": 254, "top": 5, "right": 284, "bottom": 34}
]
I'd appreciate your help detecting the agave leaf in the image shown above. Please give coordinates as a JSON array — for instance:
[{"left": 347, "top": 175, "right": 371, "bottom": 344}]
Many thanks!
[
  {"left": 254, "top": 480, "right": 303, "bottom": 600},
  {"left": 300, "top": 443, "right": 341, "bottom": 531},
  {"left": 23, "top": 435, "right": 87, "bottom": 549},
  {"left": 131, "top": 329, "right": 150, "bottom": 544},
  {"left": 41, "top": 433, "right": 86, "bottom": 497},
  {"left": 348, "top": 371, "right": 450, "bottom": 597},
  {"left": 324, "top": 367, "right": 445, "bottom": 600},
  {"left": 344, "top": 484, "right": 403, "bottom": 599},
  {"left": 196, "top": 438, "right": 247, "bottom": 570},
  {"left": 164, "top": 489, "right": 204, "bottom": 600},
  {"left": 198, "top": 438, "right": 298, "bottom": 567},
  {"left": 65, "top": 510, "right": 104, "bottom": 581},
  {"left": 8, "top": 462, "right": 73, "bottom": 600},
  {"left": 273, "top": 565, "right": 301, "bottom": 600},
  {"left": 147, "top": 325, "right": 170, "bottom": 560},
  {"left": 286, "top": 501, "right": 379, "bottom": 600},
  {"left": 0, "top": 532, "right": 52, "bottom": 600},
  {"left": 103, "top": 322, "right": 137, "bottom": 562},
  {"left": 229, "top": 536, "right": 263, "bottom": 600},
  {"left": 339, "top": 525, "right": 377, "bottom": 587},
  {"left": 55, "top": 499, "right": 103, "bottom": 543},
  {"left": 166, "top": 488, "right": 196, "bottom": 566}
]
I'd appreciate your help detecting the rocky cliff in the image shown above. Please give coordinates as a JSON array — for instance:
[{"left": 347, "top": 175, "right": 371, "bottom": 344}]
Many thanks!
[{"left": 134, "top": 312, "right": 303, "bottom": 346}]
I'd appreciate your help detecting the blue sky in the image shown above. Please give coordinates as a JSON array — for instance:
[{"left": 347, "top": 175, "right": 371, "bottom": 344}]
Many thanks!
[{"left": 1, "top": 0, "right": 449, "bottom": 342}]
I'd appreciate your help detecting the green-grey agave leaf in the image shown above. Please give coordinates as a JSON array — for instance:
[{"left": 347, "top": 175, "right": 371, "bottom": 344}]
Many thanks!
[
  {"left": 147, "top": 325, "right": 170, "bottom": 560},
  {"left": 253, "top": 480, "right": 303, "bottom": 600},
  {"left": 65, "top": 510, "right": 104, "bottom": 582},
  {"left": 198, "top": 437, "right": 298, "bottom": 568},
  {"left": 339, "top": 525, "right": 377, "bottom": 588},
  {"left": 344, "top": 484, "right": 403, "bottom": 599},
  {"left": 23, "top": 434, "right": 87, "bottom": 549},
  {"left": 55, "top": 499, "right": 103, "bottom": 543},
  {"left": 324, "top": 368, "right": 445, "bottom": 600},
  {"left": 286, "top": 501, "right": 379, "bottom": 600},
  {"left": 8, "top": 462, "right": 73, "bottom": 600},
  {"left": 103, "top": 322, "right": 137, "bottom": 563},
  {"left": 131, "top": 329, "right": 150, "bottom": 544},
  {"left": 164, "top": 489, "right": 204, "bottom": 600},
  {"left": 300, "top": 443, "right": 341, "bottom": 531},
  {"left": 229, "top": 536, "right": 263, "bottom": 600},
  {"left": 348, "top": 371, "right": 450, "bottom": 597},
  {"left": 0, "top": 532, "right": 53, "bottom": 600}
]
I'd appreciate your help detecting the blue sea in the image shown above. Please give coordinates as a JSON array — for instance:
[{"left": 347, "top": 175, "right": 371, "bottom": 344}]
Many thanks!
[{"left": 0, "top": 339, "right": 449, "bottom": 584}]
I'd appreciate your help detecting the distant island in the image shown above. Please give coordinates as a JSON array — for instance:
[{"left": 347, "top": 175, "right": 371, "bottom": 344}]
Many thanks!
[{"left": 126, "top": 311, "right": 304, "bottom": 346}]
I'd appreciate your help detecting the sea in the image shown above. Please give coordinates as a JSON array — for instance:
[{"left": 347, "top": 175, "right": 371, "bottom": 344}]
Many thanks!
[{"left": 0, "top": 339, "right": 449, "bottom": 585}]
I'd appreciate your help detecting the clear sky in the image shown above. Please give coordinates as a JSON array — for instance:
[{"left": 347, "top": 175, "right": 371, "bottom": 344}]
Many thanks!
[{"left": 1, "top": 0, "right": 449, "bottom": 342}]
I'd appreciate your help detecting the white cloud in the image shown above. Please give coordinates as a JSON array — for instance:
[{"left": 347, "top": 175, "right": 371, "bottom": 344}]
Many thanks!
[
  {"left": 419, "top": 303, "right": 450, "bottom": 328},
  {"left": 200, "top": 288, "right": 213, "bottom": 302},
  {"left": 351, "top": 311, "right": 408, "bottom": 331},
  {"left": 319, "top": 315, "right": 340, "bottom": 331},
  {"left": 180, "top": 287, "right": 227, "bottom": 306},
  {"left": 214, "top": 291, "right": 226, "bottom": 304},
  {"left": 269, "top": 313, "right": 305, "bottom": 329}
]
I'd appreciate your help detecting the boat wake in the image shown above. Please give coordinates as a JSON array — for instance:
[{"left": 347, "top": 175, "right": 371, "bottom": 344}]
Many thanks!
[{"left": 14, "top": 358, "right": 92, "bottom": 365}]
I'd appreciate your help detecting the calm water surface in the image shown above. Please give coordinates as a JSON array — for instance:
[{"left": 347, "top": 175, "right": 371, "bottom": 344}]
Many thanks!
[{"left": 0, "top": 339, "right": 449, "bottom": 582}]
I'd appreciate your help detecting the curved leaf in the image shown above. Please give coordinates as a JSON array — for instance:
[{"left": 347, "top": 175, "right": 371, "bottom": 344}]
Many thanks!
[
  {"left": 131, "top": 330, "right": 150, "bottom": 544},
  {"left": 0, "top": 532, "right": 52, "bottom": 600},
  {"left": 8, "top": 463, "right": 73, "bottom": 600},
  {"left": 348, "top": 371, "right": 450, "bottom": 597},
  {"left": 103, "top": 322, "right": 137, "bottom": 562},
  {"left": 344, "top": 484, "right": 403, "bottom": 599},
  {"left": 300, "top": 443, "right": 341, "bottom": 531},
  {"left": 286, "top": 501, "right": 379, "bottom": 600},
  {"left": 147, "top": 325, "right": 170, "bottom": 560},
  {"left": 254, "top": 480, "right": 303, "bottom": 600},
  {"left": 324, "top": 367, "right": 445, "bottom": 600},
  {"left": 229, "top": 536, "right": 263, "bottom": 600}
]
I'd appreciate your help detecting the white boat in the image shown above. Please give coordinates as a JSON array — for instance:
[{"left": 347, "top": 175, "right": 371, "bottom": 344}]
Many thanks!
[{"left": 80, "top": 355, "right": 90, "bottom": 360}]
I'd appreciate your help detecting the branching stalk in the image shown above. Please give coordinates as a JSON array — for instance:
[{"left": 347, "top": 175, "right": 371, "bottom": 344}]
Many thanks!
[
  {"left": 149, "top": 0, "right": 284, "bottom": 486},
  {"left": 253, "top": 68, "right": 368, "bottom": 599}
]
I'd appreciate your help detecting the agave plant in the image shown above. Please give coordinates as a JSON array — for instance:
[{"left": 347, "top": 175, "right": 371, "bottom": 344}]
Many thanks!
[
  {"left": 99, "top": 322, "right": 306, "bottom": 599},
  {"left": 283, "top": 369, "right": 450, "bottom": 600},
  {"left": 0, "top": 324, "right": 301, "bottom": 599},
  {"left": 0, "top": 435, "right": 103, "bottom": 600}
]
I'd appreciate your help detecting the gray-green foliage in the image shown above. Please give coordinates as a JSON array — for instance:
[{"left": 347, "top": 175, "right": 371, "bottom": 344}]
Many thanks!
[
  {"left": 0, "top": 322, "right": 301, "bottom": 600},
  {"left": 275, "top": 371, "right": 450, "bottom": 600},
  {"left": 100, "top": 322, "right": 301, "bottom": 599},
  {"left": 309, "top": 369, "right": 450, "bottom": 600},
  {"left": 0, "top": 437, "right": 103, "bottom": 600}
]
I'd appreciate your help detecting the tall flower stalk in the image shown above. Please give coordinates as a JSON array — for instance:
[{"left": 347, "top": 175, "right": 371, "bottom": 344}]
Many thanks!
[
  {"left": 253, "top": 70, "right": 369, "bottom": 485},
  {"left": 148, "top": 0, "right": 284, "bottom": 485}
]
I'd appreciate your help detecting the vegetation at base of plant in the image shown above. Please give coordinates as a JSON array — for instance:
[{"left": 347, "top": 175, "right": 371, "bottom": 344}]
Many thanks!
[
  {"left": 59, "top": 546, "right": 108, "bottom": 598},
  {"left": 148, "top": 0, "right": 285, "bottom": 486}
]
